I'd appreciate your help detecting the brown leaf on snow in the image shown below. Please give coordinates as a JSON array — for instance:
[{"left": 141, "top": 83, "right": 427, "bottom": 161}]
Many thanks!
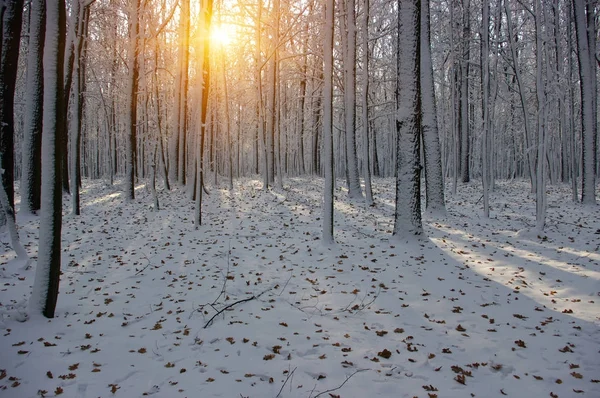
[
  {"left": 514, "top": 340, "right": 526, "bottom": 348},
  {"left": 377, "top": 349, "right": 392, "bottom": 359},
  {"left": 55, "top": 386, "right": 64, "bottom": 395}
]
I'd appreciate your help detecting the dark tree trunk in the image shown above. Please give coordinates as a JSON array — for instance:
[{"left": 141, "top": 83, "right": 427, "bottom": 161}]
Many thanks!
[{"left": 0, "top": 0, "right": 24, "bottom": 216}]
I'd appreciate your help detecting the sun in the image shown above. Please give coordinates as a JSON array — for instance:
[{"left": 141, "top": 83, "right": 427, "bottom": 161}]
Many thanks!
[{"left": 210, "top": 23, "right": 234, "bottom": 47}]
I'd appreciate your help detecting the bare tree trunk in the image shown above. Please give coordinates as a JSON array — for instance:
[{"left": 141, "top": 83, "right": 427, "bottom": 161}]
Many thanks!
[
  {"left": 342, "top": 0, "right": 363, "bottom": 199},
  {"left": 420, "top": 0, "right": 445, "bottom": 214},
  {"left": 393, "top": 0, "right": 423, "bottom": 238},
  {"left": 322, "top": 0, "right": 335, "bottom": 244},
  {"left": 177, "top": 0, "right": 190, "bottom": 186},
  {"left": 568, "top": 1, "right": 578, "bottom": 202},
  {"left": 125, "top": 0, "right": 140, "bottom": 201},
  {"left": 535, "top": 0, "right": 547, "bottom": 230},
  {"left": 481, "top": 0, "right": 491, "bottom": 217},
  {"left": 574, "top": 0, "right": 597, "bottom": 205},
  {"left": 505, "top": 1, "right": 536, "bottom": 191},
  {"left": 0, "top": 0, "right": 24, "bottom": 220},
  {"left": 460, "top": 0, "right": 470, "bottom": 183},
  {"left": 195, "top": 0, "right": 213, "bottom": 228},
  {"left": 361, "top": 0, "right": 373, "bottom": 205},
  {"left": 31, "top": 0, "right": 66, "bottom": 319},
  {"left": 21, "top": 0, "right": 45, "bottom": 215}
]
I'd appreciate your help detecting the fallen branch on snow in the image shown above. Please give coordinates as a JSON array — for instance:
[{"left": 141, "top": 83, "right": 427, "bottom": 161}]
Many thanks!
[
  {"left": 203, "top": 287, "right": 272, "bottom": 328},
  {"left": 311, "top": 369, "right": 368, "bottom": 398}
]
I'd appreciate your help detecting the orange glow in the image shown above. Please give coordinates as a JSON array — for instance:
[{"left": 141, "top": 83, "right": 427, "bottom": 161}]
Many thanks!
[{"left": 210, "top": 23, "right": 234, "bottom": 47}]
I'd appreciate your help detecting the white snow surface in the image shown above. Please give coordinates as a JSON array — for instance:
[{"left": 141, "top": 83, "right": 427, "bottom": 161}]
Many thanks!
[{"left": 1, "top": 177, "right": 599, "bottom": 398}]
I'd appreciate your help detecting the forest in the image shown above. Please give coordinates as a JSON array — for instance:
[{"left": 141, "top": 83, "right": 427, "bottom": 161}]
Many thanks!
[{"left": 0, "top": 0, "right": 599, "bottom": 397}]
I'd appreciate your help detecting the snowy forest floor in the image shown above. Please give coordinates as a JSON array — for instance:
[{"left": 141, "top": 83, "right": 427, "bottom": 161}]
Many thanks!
[{"left": 1, "top": 176, "right": 599, "bottom": 398}]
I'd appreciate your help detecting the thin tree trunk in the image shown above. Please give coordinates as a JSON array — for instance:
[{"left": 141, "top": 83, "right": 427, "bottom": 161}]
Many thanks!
[
  {"left": 361, "top": 0, "right": 373, "bottom": 205},
  {"left": 21, "top": 0, "right": 45, "bottom": 214},
  {"left": 343, "top": 0, "right": 363, "bottom": 199},
  {"left": 481, "top": 0, "right": 491, "bottom": 217},
  {"left": 0, "top": 0, "right": 24, "bottom": 217},
  {"left": 574, "top": 0, "right": 597, "bottom": 205},
  {"left": 322, "top": 0, "right": 335, "bottom": 244},
  {"left": 31, "top": 0, "right": 66, "bottom": 319},
  {"left": 460, "top": 0, "right": 470, "bottom": 183},
  {"left": 505, "top": 1, "right": 536, "bottom": 191},
  {"left": 195, "top": 0, "right": 213, "bottom": 228},
  {"left": 394, "top": 0, "right": 423, "bottom": 238},
  {"left": 420, "top": 0, "right": 445, "bottom": 214},
  {"left": 125, "top": 0, "right": 140, "bottom": 201},
  {"left": 535, "top": 0, "right": 547, "bottom": 230}
]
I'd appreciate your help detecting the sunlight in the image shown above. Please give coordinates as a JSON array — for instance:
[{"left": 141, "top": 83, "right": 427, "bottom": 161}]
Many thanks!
[{"left": 210, "top": 23, "right": 234, "bottom": 47}]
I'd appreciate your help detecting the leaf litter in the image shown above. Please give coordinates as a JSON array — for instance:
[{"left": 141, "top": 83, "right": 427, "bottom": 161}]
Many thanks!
[{"left": 0, "top": 178, "right": 599, "bottom": 397}]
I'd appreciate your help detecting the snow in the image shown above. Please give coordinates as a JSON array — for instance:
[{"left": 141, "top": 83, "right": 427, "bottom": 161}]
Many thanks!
[{"left": 1, "top": 177, "right": 599, "bottom": 398}]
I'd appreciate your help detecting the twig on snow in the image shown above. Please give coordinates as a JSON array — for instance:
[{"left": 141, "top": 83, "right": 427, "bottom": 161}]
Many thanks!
[
  {"left": 203, "top": 287, "right": 272, "bottom": 328},
  {"left": 311, "top": 369, "right": 368, "bottom": 398},
  {"left": 135, "top": 252, "right": 155, "bottom": 275},
  {"left": 275, "top": 367, "right": 297, "bottom": 398},
  {"left": 212, "top": 241, "right": 231, "bottom": 305},
  {"left": 277, "top": 272, "right": 294, "bottom": 296}
]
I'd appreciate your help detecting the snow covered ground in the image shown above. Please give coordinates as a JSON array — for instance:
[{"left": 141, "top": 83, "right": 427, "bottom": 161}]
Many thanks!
[{"left": 1, "top": 177, "right": 599, "bottom": 398}]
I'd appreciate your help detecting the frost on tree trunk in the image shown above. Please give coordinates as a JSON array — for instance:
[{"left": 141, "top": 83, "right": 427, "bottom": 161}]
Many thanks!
[
  {"left": 420, "top": 0, "right": 445, "bottom": 215},
  {"left": 125, "top": 0, "right": 140, "bottom": 201},
  {"left": 574, "top": 0, "right": 597, "bottom": 205},
  {"left": 71, "top": 3, "right": 89, "bottom": 216},
  {"left": 0, "top": 0, "right": 24, "bottom": 222},
  {"left": 21, "top": 0, "right": 45, "bottom": 215},
  {"left": 322, "top": 0, "right": 335, "bottom": 244},
  {"left": 534, "top": 0, "right": 547, "bottom": 231},
  {"left": 481, "top": 0, "right": 491, "bottom": 218},
  {"left": 393, "top": 0, "right": 423, "bottom": 239},
  {"left": 176, "top": 0, "right": 190, "bottom": 186},
  {"left": 360, "top": 0, "right": 373, "bottom": 206},
  {"left": 343, "top": 0, "right": 363, "bottom": 200},
  {"left": 30, "top": 0, "right": 66, "bottom": 319},
  {"left": 0, "top": 158, "right": 28, "bottom": 261},
  {"left": 194, "top": 0, "right": 213, "bottom": 229}
]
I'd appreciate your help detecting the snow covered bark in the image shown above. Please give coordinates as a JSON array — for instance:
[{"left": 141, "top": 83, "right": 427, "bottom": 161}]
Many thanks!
[
  {"left": 70, "top": 3, "right": 89, "bottom": 216},
  {"left": 420, "top": 0, "right": 445, "bottom": 215},
  {"left": 393, "top": 0, "right": 423, "bottom": 238},
  {"left": 21, "top": 0, "right": 45, "bottom": 215},
  {"left": 360, "top": 0, "right": 373, "bottom": 206},
  {"left": 505, "top": 1, "right": 536, "bottom": 192},
  {"left": 0, "top": 0, "right": 24, "bottom": 219},
  {"left": 481, "top": 0, "right": 491, "bottom": 218},
  {"left": 30, "top": 0, "right": 67, "bottom": 319},
  {"left": 460, "top": 0, "right": 470, "bottom": 183},
  {"left": 322, "top": 0, "right": 335, "bottom": 244},
  {"left": 574, "top": 0, "right": 597, "bottom": 205},
  {"left": 343, "top": 0, "right": 363, "bottom": 200},
  {"left": 125, "top": 0, "right": 141, "bottom": 200},
  {"left": 194, "top": 0, "right": 213, "bottom": 228},
  {"left": 176, "top": 0, "right": 190, "bottom": 186},
  {"left": 0, "top": 158, "right": 28, "bottom": 260},
  {"left": 534, "top": 0, "right": 547, "bottom": 231}
]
